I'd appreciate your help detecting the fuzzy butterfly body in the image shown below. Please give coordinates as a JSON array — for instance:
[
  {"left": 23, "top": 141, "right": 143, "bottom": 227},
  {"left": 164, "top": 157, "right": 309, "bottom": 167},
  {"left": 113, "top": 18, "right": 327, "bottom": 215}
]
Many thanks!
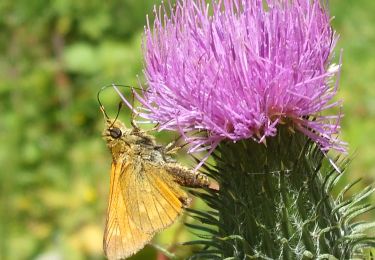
[{"left": 102, "top": 119, "right": 209, "bottom": 260}]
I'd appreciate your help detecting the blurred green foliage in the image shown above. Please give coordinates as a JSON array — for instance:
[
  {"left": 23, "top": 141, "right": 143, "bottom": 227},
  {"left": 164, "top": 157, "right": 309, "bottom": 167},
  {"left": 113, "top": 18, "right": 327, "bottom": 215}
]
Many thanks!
[{"left": 0, "top": 0, "right": 374, "bottom": 259}]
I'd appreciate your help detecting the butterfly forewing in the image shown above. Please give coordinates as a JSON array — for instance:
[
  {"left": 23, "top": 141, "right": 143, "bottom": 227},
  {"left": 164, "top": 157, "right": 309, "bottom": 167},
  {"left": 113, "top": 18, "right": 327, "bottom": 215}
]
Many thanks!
[
  {"left": 120, "top": 161, "right": 189, "bottom": 234},
  {"left": 104, "top": 161, "right": 152, "bottom": 260}
]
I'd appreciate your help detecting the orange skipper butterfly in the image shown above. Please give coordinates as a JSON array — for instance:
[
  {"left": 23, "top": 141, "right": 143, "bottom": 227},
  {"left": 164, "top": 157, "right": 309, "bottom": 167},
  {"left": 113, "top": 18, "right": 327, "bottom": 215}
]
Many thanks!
[{"left": 98, "top": 85, "right": 210, "bottom": 259}]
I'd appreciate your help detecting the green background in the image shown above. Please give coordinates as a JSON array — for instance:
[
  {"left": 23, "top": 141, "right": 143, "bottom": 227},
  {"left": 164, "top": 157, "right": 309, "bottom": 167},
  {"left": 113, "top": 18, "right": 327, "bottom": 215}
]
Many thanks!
[{"left": 0, "top": 0, "right": 374, "bottom": 259}]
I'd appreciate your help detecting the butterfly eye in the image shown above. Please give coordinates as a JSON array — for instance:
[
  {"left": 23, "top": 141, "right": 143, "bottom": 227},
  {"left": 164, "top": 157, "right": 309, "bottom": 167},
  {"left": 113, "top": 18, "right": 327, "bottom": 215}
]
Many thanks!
[{"left": 109, "top": 127, "right": 122, "bottom": 139}]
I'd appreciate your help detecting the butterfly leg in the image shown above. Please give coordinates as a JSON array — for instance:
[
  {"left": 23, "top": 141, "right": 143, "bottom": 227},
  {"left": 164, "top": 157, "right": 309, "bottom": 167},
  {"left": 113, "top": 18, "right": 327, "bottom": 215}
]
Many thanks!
[
  {"left": 165, "top": 163, "right": 209, "bottom": 188},
  {"left": 165, "top": 145, "right": 181, "bottom": 155},
  {"left": 164, "top": 135, "right": 190, "bottom": 155},
  {"left": 130, "top": 116, "right": 140, "bottom": 130},
  {"left": 128, "top": 88, "right": 142, "bottom": 131}
]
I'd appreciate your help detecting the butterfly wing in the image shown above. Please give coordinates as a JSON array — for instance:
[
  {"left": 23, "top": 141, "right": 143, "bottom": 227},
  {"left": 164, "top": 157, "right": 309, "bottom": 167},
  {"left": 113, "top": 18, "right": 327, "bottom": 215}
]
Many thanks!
[
  {"left": 103, "top": 162, "right": 152, "bottom": 260},
  {"left": 121, "top": 161, "right": 190, "bottom": 234}
]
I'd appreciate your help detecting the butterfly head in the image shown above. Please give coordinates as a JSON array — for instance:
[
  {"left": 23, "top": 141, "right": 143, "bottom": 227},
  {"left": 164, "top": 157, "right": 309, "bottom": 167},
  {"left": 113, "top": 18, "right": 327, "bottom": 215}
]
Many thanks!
[
  {"left": 102, "top": 119, "right": 131, "bottom": 157},
  {"left": 103, "top": 118, "right": 156, "bottom": 160}
]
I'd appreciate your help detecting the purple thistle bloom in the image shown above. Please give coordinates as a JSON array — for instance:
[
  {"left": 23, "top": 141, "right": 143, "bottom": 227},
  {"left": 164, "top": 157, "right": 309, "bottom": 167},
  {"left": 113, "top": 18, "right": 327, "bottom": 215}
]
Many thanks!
[{"left": 135, "top": 0, "right": 346, "bottom": 155}]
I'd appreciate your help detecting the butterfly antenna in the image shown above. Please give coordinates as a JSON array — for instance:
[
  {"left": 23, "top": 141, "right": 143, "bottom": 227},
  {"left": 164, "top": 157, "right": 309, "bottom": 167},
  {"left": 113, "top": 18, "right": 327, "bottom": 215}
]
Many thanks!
[
  {"left": 109, "top": 102, "right": 123, "bottom": 129},
  {"left": 130, "top": 88, "right": 140, "bottom": 130},
  {"left": 97, "top": 83, "right": 151, "bottom": 126},
  {"left": 112, "top": 84, "right": 148, "bottom": 93},
  {"left": 97, "top": 84, "right": 135, "bottom": 120},
  {"left": 97, "top": 85, "right": 110, "bottom": 120}
]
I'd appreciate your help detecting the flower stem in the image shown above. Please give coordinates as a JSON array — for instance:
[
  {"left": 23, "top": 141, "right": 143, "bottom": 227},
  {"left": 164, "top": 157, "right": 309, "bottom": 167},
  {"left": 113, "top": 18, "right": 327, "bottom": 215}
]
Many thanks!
[{"left": 188, "top": 127, "right": 374, "bottom": 259}]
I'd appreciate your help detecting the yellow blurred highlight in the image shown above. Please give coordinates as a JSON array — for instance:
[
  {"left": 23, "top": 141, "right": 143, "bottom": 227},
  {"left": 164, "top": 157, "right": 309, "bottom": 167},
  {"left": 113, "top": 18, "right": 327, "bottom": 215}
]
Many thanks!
[{"left": 69, "top": 224, "right": 103, "bottom": 256}]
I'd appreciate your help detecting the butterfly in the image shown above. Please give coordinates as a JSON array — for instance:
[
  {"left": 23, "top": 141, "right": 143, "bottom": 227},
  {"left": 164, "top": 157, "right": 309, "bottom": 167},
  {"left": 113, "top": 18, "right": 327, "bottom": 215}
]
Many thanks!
[{"left": 99, "top": 98, "right": 210, "bottom": 259}]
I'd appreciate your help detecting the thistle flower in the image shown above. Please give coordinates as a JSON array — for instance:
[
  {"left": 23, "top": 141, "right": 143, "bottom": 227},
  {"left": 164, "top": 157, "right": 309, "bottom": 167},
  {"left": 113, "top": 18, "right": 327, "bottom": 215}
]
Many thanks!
[{"left": 137, "top": 0, "right": 345, "bottom": 155}]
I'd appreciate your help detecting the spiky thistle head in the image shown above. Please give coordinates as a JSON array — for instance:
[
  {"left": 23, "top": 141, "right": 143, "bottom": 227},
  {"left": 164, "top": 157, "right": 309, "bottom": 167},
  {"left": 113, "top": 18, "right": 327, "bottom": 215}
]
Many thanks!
[{"left": 135, "top": 0, "right": 345, "bottom": 155}]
